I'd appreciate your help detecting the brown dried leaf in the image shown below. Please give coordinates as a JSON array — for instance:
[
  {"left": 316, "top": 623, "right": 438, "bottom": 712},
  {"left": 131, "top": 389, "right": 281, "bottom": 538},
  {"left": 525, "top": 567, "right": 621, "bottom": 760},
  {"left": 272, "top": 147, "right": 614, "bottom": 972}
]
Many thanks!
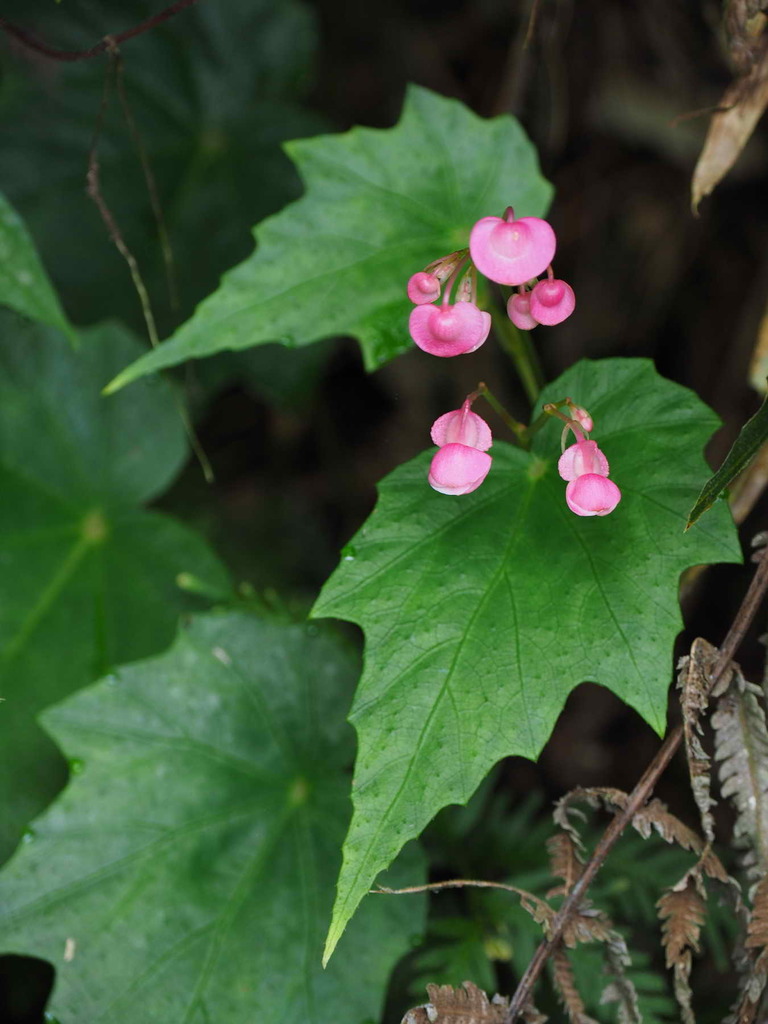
[
  {"left": 691, "top": 45, "right": 768, "bottom": 211},
  {"left": 554, "top": 786, "right": 729, "bottom": 882},
  {"left": 551, "top": 947, "right": 600, "bottom": 1024},
  {"left": 724, "top": 874, "right": 768, "bottom": 1024},
  {"left": 546, "top": 832, "right": 584, "bottom": 898},
  {"left": 600, "top": 931, "right": 642, "bottom": 1024},
  {"left": 713, "top": 678, "right": 768, "bottom": 880},
  {"left": 677, "top": 638, "right": 721, "bottom": 841},
  {"left": 400, "top": 981, "right": 510, "bottom": 1024},
  {"left": 657, "top": 875, "right": 707, "bottom": 1024},
  {"left": 561, "top": 901, "right": 614, "bottom": 949}
]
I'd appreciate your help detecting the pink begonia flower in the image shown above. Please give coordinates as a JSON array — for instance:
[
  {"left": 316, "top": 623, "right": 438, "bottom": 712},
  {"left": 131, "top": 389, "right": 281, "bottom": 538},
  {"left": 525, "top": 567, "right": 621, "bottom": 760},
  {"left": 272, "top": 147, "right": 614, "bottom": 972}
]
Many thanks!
[
  {"left": 558, "top": 440, "right": 609, "bottom": 481},
  {"left": 530, "top": 277, "right": 575, "bottom": 326},
  {"left": 409, "top": 300, "right": 491, "bottom": 357},
  {"left": 407, "top": 271, "right": 441, "bottom": 305},
  {"left": 568, "top": 404, "right": 593, "bottom": 433},
  {"left": 431, "top": 402, "right": 492, "bottom": 451},
  {"left": 469, "top": 213, "right": 556, "bottom": 286},
  {"left": 428, "top": 443, "right": 492, "bottom": 495},
  {"left": 565, "top": 474, "right": 622, "bottom": 517},
  {"left": 507, "top": 292, "right": 538, "bottom": 331}
]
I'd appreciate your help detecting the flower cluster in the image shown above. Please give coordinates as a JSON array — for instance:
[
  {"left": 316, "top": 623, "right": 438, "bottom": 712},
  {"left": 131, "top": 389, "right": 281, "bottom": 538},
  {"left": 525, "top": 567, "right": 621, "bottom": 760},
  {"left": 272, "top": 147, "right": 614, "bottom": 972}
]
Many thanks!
[
  {"left": 408, "top": 204, "right": 617, "bottom": 516},
  {"left": 406, "top": 207, "right": 574, "bottom": 357}
]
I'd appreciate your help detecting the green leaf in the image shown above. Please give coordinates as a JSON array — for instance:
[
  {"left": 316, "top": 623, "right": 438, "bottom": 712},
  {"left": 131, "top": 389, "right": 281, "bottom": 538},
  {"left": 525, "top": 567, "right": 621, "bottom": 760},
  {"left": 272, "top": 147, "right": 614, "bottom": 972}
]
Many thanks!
[
  {"left": 312, "top": 357, "right": 740, "bottom": 962},
  {"left": 104, "top": 85, "right": 552, "bottom": 391},
  {"left": 0, "top": 0, "right": 324, "bottom": 335},
  {"left": 0, "top": 192, "right": 73, "bottom": 343},
  {"left": 686, "top": 390, "right": 768, "bottom": 528},
  {"left": 0, "top": 613, "right": 426, "bottom": 1023},
  {"left": 0, "top": 313, "right": 230, "bottom": 861}
]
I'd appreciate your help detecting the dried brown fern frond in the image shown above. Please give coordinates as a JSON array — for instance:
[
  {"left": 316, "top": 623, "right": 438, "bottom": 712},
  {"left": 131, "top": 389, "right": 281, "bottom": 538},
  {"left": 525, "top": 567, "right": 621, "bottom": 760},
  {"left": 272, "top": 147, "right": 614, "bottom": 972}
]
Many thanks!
[
  {"left": 713, "top": 676, "right": 768, "bottom": 881},
  {"left": 600, "top": 931, "right": 642, "bottom": 1024},
  {"left": 561, "top": 899, "right": 613, "bottom": 949},
  {"left": 553, "top": 786, "right": 729, "bottom": 881},
  {"left": 676, "top": 638, "right": 724, "bottom": 842},
  {"left": 546, "top": 831, "right": 584, "bottom": 898},
  {"left": 551, "top": 947, "right": 599, "bottom": 1024},
  {"left": 400, "top": 981, "right": 510, "bottom": 1024},
  {"left": 725, "top": 874, "right": 768, "bottom": 1024},
  {"left": 657, "top": 873, "right": 707, "bottom": 1024}
]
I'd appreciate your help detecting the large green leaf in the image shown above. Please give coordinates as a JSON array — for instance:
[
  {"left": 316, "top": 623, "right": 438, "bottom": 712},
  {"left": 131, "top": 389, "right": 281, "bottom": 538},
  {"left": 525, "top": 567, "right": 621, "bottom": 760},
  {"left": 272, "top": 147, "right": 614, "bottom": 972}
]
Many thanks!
[
  {"left": 105, "top": 85, "right": 553, "bottom": 390},
  {"left": 0, "top": 313, "right": 229, "bottom": 861},
  {"left": 0, "top": 0, "right": 323, "bottom": 335},
  {"left": 312, "top": 358, "right": 740, "bottom": 961},
  {"left": 0, "top": 191, "right": 72, "bottom": 343},
  {"left": 0, "top": 613, "right": 426, "bottom": 1023}
]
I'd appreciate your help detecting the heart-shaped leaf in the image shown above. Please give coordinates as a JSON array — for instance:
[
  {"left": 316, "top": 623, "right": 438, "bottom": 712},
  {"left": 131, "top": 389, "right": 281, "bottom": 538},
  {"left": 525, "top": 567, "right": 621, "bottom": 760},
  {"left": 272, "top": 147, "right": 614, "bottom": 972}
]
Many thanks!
[
  {"left": 105, "top": 85, "right": 552, "bottom": 390},
  {"left": 312, "top": 357, "right": 741, "bottom": 961},
  {"left": 0, "top": 613, "right": 426, "bottom": 1023},
  {"left": 0, "top": 312, "right": 229, "bottom": 861}
]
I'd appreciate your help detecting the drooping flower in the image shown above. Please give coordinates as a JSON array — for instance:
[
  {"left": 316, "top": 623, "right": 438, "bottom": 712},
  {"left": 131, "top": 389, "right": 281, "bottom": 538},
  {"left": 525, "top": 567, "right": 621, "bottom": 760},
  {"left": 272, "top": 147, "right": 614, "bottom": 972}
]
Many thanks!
[
  {"left": 428, "top": 443, "right": 492, "bottom": 495},
  {"left": 507, "top": 291, "right": 538, "bottom": 331},
  {"left": 530, "top": 276, "right": 575, "bottom": 326},
  {"left": 565, "top": 474, "right": 622, "bottom": 517},
  {"left": 428, "top": 397, "right": 493, "bottom": 495},
  {"left": 566, "top": 402, "right": 593, "bottom": 433},
  {"left": 407, "top": 271, "right": 441, "bottom": 305},
  {"left": 409, "top": 297, "right": 491, "bottom": 357},
  {"left": 469, "top": 208, "right": 556, "bottom": 286}
]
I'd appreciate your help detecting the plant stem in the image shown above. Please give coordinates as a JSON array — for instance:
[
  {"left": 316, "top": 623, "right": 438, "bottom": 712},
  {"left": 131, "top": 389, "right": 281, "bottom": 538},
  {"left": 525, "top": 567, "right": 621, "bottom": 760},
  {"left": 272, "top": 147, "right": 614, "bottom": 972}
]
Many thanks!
[
  {"left": 477, "top": 383, "right": 528, "bottom": 447},
  {"left": 494, "top": 313, "right": 544, "bottom": 406},
  {"left": 505, "top": 545, "right": 768, "bottom": 1022}
]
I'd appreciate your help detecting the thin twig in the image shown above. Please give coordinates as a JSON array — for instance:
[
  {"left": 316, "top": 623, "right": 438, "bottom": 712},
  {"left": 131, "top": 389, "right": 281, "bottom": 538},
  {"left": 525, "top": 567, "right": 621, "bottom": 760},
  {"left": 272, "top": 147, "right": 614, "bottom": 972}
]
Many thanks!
[
  {"left": 86, "top": 49, "right": 213, "bottom": 483},
  {"left": 0, "top": 0, "right": 198, "bottom": 63},
  {"left": 505, "top": 546, "right": 768, "bottom": 1022},
  {"left": 373, "top": 878, "right": 546, "bottom": 906},
  {"left": 114, "top": 51, "right": 179, "bottom": 310}
]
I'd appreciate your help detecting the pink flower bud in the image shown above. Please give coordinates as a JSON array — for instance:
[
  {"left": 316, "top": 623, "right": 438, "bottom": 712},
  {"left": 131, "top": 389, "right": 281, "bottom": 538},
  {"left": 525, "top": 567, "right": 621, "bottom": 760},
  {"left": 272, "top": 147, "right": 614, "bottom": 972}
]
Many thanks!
[
  {"left": 409, "top": 300, "right": 491, "bottom": 357},
  {"left": 407, "top": 271, "right": 441, "bottom": 305},
  {"left": 507, "top": 292, "right": 538, "bottom": 331},
  {"left": 428, "top": 443, "right": 492, "bottom": 495},
  {"left": 469, "top": 215, "right": 556, "bottom": 286},
  {"left": 431, "top": 404, "right": 492, "bottom": 450},
  {"left": 568, "top": 404, "right": 593, "bottom": 433},
  {"left": 558, "top": 440, "right": 609, "bottom": 481},
  {"left": 529, "top": 278, "right": 575, "bottom": 326},
  {"left": 565, "top": 474, "right": 622, "bottom": 517}
]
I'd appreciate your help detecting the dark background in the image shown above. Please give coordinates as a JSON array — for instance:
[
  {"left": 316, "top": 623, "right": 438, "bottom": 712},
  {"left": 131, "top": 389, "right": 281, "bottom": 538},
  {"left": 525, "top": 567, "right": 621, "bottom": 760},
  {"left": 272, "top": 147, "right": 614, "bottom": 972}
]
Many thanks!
[{"left": 0, "top": 1, "right": 766, "bottom": 1020}]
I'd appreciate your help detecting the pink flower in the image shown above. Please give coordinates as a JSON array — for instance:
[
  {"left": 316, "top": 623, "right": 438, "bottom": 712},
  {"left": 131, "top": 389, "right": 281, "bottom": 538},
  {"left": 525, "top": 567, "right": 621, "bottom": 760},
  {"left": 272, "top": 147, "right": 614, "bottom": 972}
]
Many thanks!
[
  {"left": 431, "top": 403, "right": 492, "bottom": 451},
  {"left": 565, "top": 474, "right": 622, "bottom": 517},
  {"left": 428, "top": 443, "right": 492, "bottom": 495},
  {"left": 530, "top": 277, "right": 575, "bottom": 326},
  {"left": 409, "top": 300, "right": 491, "bottom": 357},
  {"left": 558, "top": 440, "right": 609, "bottom": 481},
  {"left": 469, "top": 212, "right": 556, "bottom": 287},
  {"left": 407, "top": 271, "right": 441, "bottom": 305},
  {"left": 507, "top": 292, "right": 538, "bottom": 331}
]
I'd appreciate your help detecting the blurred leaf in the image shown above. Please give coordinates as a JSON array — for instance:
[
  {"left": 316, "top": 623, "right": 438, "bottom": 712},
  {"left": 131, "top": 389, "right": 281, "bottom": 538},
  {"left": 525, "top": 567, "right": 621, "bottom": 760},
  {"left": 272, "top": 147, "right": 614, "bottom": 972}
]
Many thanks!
[
  {"left": 313, "top": 358, "right": 740, "bottom": 961},
  {"left": 0, "top": 612, "right": 426, "bottom": 1023},
  {"left": 0, "top": 0, "right": 324, "bottom": 334},
  {"left": 569, "top": 943, "right": 677, "bottom": 1024},
  {"left": 686, "top": 391, "right": 768, "bottom": 528},
  {"left": 105, "top": 85, "right": 553, "bottom": 390},
  {"left": 0, "top": 313, "right": 229, "bottom": 861},
  {"left": 0, "top": 191, "right": 73, "bottom": 343}
]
